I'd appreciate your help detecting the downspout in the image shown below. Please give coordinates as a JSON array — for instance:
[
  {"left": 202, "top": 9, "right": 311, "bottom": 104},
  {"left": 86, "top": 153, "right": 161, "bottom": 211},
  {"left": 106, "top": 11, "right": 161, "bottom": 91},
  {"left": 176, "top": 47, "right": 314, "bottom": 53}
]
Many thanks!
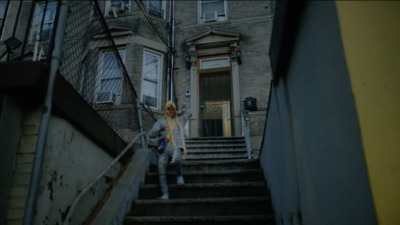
[
  {"left": 22, "top": 1, "right": 69, "bottom": 225},
  {"left": 167, "top": 0, "right": 175, "bottom": 101}
]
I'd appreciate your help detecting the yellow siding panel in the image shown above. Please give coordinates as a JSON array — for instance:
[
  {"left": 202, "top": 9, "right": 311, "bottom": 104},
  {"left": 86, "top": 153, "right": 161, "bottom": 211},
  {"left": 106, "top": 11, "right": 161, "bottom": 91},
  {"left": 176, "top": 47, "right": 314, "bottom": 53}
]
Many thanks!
[{"left": 336, "top": 2, "right": 400, "bottom": 224}]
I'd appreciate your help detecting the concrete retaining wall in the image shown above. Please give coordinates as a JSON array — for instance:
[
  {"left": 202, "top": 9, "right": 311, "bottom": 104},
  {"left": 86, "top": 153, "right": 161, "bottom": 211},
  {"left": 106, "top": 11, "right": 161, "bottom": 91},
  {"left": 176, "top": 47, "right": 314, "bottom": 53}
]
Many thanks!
[{"left": 1, "top": 98, "right": 123, "bottom": 225}]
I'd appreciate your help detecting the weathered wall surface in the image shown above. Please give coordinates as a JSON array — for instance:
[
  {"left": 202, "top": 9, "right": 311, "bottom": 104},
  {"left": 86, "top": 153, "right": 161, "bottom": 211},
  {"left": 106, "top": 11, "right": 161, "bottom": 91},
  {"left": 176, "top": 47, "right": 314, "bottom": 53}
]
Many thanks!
[
  {"left": 34, "top": 115, "right": 122, "bottom": 225},
  {"left": 2, "top": 101, "right": 122, "bottom": 225},
  {"left": 261, "top": 2, "right": 376, "bottom": 225}
]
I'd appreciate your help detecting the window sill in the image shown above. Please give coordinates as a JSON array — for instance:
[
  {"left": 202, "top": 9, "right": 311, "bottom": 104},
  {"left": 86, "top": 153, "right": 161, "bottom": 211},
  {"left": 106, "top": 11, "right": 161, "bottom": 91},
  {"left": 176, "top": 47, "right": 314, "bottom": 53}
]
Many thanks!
[{"left": 197, "top": 19, "right": 230, "bottom": 26}]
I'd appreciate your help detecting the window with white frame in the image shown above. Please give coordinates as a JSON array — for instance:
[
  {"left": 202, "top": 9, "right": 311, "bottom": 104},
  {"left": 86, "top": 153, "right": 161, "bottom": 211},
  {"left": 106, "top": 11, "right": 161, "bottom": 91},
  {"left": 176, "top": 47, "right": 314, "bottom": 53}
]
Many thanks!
[
  {"left": 141, "top": 50, "right": 162, "bottom": 109},
  {"left": 148, "top": 0, "right": 165, "bottom": 19},
  {"left": 96, "top": 49, "right": 125, "bottom": 105},
  {"left": 0, "top": 0, "right": 9, "bottom": 38},
  {"left": 29, "top": 2, "right": 57, "bottom": 43},
  {"left": 199, "top": 0, "right": 227, "bottom": 23},
  {"left": 106, "top": 0, "right": 131, "bottom": 17}
]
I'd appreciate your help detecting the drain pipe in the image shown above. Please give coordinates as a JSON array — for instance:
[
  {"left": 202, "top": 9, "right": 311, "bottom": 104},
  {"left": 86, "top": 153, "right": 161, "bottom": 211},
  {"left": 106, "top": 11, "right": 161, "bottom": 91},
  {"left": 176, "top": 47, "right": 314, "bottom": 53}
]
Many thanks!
[
  {"left": 22, "top": 1, "right": 69, "bottom": 225},
  {"left": 167, "top": 0, "right": 175, "bottom": 101}
]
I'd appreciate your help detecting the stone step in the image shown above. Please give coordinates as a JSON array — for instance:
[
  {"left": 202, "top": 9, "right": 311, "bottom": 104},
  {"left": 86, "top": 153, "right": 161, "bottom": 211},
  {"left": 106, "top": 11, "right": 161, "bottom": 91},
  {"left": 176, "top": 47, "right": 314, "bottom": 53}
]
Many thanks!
[
  {"left": 185, "top": 150, "right": 248, "bottom": 160},
  {"left": 131, "top": 196, "right": 272, "bottom": 217},
  {"left": 186, "top": 137, "right": 245, "bottom": 142},
  {"left": 184, "top": 154, "right": 248, "bottom": 161},
  {"left": 186, "top": 139, "right": 245, "bottom": 147},
  {"left": 143, "top": 169, "right": 265, "bottom": 184},
  {"left": 186, "top": 145, "right": 246, "bottom": 151},
  {"left": 139, "top": 182, "right": 269, "bottom": 199},
  {"left": 124, "top": 137, "right": 275, "bottom": 225},
  {"left": 149, "top": 159, "right": 261, "bottom": 172},
  {"left": 124, "top": 214, "right": 275, "bottom": 225},
  {"left": 183, "top": 137, "right": 249, "bottom": 160},
  {"left": 187, "top": 148, "right": 246, "bottom": 153}
]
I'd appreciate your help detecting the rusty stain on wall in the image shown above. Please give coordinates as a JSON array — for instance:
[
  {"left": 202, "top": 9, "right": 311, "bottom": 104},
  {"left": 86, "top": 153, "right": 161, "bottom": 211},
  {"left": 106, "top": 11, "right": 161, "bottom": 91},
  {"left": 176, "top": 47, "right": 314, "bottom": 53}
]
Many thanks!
[
  {"left": 104, "top": 175, "right": 114, "bottom": 184},
  {"left": 47, "top": 170, "right": 58, "bottom": 200},
  {"left": 60, "top": 205, "right": 71, "bottom": 222}
]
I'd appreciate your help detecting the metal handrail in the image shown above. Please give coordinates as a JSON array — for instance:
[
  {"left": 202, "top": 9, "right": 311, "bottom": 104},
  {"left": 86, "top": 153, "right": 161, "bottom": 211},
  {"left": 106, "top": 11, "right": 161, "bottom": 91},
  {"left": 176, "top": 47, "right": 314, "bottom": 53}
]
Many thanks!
[
  {"left": 63, "top": 132, "right": 146, "bottom": 225},
  {"left": 240, "top": 99, "right": 251, "bottom": 159}
]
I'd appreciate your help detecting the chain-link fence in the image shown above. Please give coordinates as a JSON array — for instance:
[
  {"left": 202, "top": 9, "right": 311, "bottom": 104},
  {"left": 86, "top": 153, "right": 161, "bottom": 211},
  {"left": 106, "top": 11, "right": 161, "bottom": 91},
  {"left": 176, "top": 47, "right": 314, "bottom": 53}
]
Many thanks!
[
  {"left": 0, "top": 0, "right": 158, "bottom": 142},
  {"left": 59, "top": 0, "right": 156, "bottom": 142}
]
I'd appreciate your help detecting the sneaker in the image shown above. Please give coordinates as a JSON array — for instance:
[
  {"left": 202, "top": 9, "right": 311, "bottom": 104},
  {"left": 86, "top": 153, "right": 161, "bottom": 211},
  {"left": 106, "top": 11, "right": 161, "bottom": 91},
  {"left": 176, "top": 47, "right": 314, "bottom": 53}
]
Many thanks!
[
  {"left": 177, "top": 176, "right": 184, "bottom": 186},
  {"left": 158, "top": 194, "right": 169, "bottom": 200}
]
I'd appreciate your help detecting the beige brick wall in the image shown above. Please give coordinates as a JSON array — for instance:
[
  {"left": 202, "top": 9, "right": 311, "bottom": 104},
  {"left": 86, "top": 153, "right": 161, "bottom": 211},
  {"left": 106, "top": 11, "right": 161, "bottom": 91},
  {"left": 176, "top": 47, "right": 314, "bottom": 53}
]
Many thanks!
[{"left": 6, "top": 106, "right": 41, "bottom": 225}]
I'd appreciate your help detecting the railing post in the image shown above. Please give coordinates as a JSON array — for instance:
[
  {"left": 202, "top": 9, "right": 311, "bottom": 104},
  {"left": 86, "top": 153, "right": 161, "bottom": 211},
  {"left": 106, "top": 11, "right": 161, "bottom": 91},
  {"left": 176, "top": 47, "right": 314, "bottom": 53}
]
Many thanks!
[
  {"left": 245, "top": 117, "right": 251, "bottom": 159},
  {"left": 241, "top": 99, "right": 252, "bottom": 159}
]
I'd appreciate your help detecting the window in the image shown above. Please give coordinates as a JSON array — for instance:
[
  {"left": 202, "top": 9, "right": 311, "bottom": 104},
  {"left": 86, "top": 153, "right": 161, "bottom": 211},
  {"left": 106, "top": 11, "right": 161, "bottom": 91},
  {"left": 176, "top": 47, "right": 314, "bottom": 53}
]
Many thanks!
[
  {"left": 148, "top": 0, "right": 165, "bottom": 19},
  {"left": 141, "top": 50, "right": 162, "bottom": 109},
  {"left": 199, "top": 0, "right": 227, "bottom": 23},
  {"left": 29, "top": 2, "right": 57, "bottom": 43},
  {"left": 200, "top": 57, "right": 230, "bottom": 70},
  {"left": 96, "top": 50, "right": 125, "bottom": 104},
  {"left": 0, "top": 0, "right": 9, "bottom": 38},
  {"left": 106, "top": 0, "right": 131, "bottom": 17}
]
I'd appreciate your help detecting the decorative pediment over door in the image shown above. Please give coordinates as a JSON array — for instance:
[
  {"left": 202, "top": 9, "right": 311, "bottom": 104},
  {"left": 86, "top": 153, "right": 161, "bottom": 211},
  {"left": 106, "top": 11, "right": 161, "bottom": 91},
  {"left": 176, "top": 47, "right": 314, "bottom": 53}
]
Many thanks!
[{"left": 185, "top": 30, "right": 241, "bottom": 59}]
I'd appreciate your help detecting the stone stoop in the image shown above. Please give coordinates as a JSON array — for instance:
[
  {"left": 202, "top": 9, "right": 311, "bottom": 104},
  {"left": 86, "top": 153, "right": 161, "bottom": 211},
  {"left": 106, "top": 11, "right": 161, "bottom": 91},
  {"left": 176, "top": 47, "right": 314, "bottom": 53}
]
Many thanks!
[
  {"left": 184, "top": 137, "right": 249, "bottom": 160},
  {"left": 124, "top": 137, "right": 275, "bottom": 225}
]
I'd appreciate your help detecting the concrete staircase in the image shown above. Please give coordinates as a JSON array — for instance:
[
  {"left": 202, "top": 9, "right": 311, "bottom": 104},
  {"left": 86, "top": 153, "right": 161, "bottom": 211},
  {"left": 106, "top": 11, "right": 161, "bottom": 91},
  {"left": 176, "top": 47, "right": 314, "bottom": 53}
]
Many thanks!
[
  {"left": 124, "top": 137, "right": 275, "bottom": 225},
  {"left": 185, "top": 137, "right": 249, "bottom": 160}
]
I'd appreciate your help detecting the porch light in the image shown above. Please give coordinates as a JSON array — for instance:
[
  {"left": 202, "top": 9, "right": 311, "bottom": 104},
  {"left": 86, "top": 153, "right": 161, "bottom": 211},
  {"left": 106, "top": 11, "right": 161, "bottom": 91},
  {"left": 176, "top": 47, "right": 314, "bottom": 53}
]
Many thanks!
[
  {"left": 0, "top": 37, "right": 22, "bottom": 59},
  {"left": 236, "top": 50, "right": 242, "bottom": 65},
  {"left": 185, "top": 54, "right": 191, "bottom": 69}
]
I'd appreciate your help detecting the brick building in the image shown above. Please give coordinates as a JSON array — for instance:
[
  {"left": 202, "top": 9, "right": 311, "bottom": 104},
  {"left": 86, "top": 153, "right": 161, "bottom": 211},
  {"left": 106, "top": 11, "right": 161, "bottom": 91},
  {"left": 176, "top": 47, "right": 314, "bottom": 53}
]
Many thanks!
[
  {"left": 0, "top": 1, "right": 275, "bottom": 224},
  {"left": 173, "top": 1, "right": 275, "bottom": 151},
  {"left": 96, "top": 0, "right": 275, "bottom": 152}
]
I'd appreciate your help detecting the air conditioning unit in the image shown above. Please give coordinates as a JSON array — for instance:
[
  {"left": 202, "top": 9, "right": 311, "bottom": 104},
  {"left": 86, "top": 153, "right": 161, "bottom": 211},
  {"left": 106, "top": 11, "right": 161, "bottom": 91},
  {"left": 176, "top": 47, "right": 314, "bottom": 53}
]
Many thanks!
[
  {"left": 96, "top": 91, "right": 117, "bottom": 104},
  {"left": 204, "top": 11, "right": 217, "bottom": 22},
  {"left": 111, "top": 1, "right": 124, "bottom": 11},
  {"left": 109, "top": 1, "right": 130, "bottom": 17}
]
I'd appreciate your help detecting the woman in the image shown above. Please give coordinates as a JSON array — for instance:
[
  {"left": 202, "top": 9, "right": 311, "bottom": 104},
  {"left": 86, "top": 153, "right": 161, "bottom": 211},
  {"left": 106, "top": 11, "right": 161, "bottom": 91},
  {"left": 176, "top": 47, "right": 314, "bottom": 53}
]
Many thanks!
[{"left": 147, "top": 101, "right": 192, "bottom": 200}]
